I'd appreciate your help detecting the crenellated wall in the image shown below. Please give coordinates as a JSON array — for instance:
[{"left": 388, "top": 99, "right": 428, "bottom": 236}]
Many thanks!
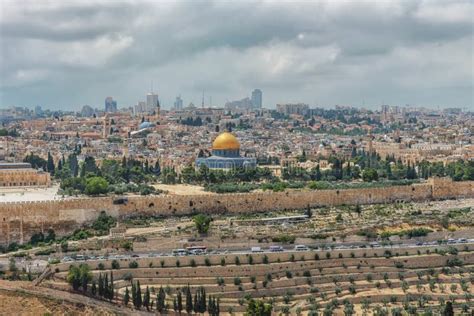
[{"left": 0, "top": 178, "right": 472, "bottom": 245}]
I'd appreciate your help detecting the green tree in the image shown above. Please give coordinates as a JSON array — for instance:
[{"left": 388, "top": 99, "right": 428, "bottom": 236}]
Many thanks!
[
  {"left": 245, "top": 299, "right": 272, "bottom": 316},
  {"left": 66, "top": 264, "right": 92, "bottom": 292},
  {"left": 362, "top": 168, "right": 378, "bottom": 182},
  {"left": 193, "top": 214, "right": 212, "bottom": 234},
  {"left": 84, "top": 176, "right": 109, "bottom": 195}
]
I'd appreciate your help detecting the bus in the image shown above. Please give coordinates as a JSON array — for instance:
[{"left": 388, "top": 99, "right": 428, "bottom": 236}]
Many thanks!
[{"left": 186, "top": 246, "right": 207, "bottom": 255}]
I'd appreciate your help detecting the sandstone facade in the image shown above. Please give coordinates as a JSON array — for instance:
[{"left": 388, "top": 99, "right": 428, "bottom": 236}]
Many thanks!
[{"left": 0, "top": 177, "right": 472, "bottom": 245}]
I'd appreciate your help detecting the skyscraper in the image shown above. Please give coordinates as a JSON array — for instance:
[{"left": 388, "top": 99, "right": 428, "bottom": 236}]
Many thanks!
[
  {"left": 105, "top": 97, "right": 117, "bottom": 113},
  {"left": 146, "top": 92, "right": 159, "bottom": 113},
  {"left": 251, "top": 89, "right": 262, "bottom": 109},
  {"left": 174, "top": 95, "right": 183, "bottom": 110}
]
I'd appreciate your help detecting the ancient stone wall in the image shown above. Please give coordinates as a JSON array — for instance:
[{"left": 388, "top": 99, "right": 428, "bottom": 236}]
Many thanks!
[{"left": 0, "top": 178, "right": 472, "bottom": 245}]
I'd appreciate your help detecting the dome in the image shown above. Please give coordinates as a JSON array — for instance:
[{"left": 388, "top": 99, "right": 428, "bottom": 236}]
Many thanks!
[
  {"left": 139, "top": 121, "right": 153, "bottom": 130},
  {"left": 212, "top": 132, "right": 240, "bottom": 150}
]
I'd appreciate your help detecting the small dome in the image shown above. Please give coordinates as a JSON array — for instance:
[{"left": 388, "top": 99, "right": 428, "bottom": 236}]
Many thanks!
[{"left": 212, "top": 132, "right": 240, "bottom": 150}]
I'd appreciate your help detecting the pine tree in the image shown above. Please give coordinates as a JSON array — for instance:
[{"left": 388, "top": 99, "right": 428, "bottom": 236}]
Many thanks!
[{"left": 124, "top": 287, "right": 130, "bottom": 306}]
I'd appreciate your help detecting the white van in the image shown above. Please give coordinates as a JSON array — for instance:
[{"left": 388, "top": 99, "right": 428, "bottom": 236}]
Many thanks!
[{"left": 294, "top": 245, "right": 309, "bottom": 251}]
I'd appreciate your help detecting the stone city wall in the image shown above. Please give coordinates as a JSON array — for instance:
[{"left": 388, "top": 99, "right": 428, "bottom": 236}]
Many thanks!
[{"left": 0, "top": 178, "right": 472, "bottom": 245}]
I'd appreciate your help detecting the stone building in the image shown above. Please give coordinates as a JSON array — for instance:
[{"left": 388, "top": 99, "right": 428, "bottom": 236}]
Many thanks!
[{"left": 0, "top": 162, "right": 51, "bottom": 187}]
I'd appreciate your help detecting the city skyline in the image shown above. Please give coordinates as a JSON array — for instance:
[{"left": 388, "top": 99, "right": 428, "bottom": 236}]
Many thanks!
[{"left": 0, "top": 0, "right": 473, "bottom": 110}]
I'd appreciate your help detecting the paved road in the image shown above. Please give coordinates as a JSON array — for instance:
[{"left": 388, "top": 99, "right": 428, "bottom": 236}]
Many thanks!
[{"left": 59, "top": 238, "right": 474, "bottom": 263}]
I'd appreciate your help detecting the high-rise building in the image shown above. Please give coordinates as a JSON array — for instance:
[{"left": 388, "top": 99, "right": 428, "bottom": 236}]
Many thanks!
[
  {"left": 146, "top": 92, "right": 159, "bottom": 113},
  {"left": 174, "top": 96, "right": 183, "bottom": 110},
  {"left": 105, "top": 97, "right": 117, "bottom": 113},
  {"left": 251, "top": 89, "right": 262, "bottom": 109}
]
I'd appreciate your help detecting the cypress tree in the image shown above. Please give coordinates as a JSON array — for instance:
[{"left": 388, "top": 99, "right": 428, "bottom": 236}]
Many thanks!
[
  {"left": 131, "top": 282, "right": 137, "bottom": 308},
  {"left": 143, "top": 286, "right": 150, "bottom": 311},
  {"left": 124, "top": 287, "right": 130, "bottom": 306},
  {"left": 104, "top": 274, "right": 109, "bottom": 299},
  {"left": 185, "top": 286, "right": 193, "bottom": 314},
  {"left": 193, "top": 292, "right": 198, "bottom": 313},
  {"left": 177, "top": 290, "right": 183, "bottom": 313},
  {"left": 91, "top": 281, "right": 97, "bottom": 296},
  {"left": 136, "top": 280, "right": 142, "bottom": 309},
  {"left": 109, "top": 271, "right": 114, "bottom": 301},
  {"left": 98, "top": 274, "right": 103, "bottom": 297},
  {"left": 47, "top": 152, "right": 55, "bottom": 175}
]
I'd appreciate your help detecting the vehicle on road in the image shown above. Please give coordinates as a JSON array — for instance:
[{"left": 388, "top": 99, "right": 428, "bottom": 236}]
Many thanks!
[
  {"left": 294, "top": 245, "right": 309, "bottom": 251},
  {"left": 172, "top": 249, "right": 189, "bottom": 256},
  {"left": 269, "top": 245, "right": 284, "bottom": 252}
]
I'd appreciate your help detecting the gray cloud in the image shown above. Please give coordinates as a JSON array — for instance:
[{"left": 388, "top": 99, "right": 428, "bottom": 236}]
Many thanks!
[{"left": 0, "top": 0, "right": 472, "bottom": 110}]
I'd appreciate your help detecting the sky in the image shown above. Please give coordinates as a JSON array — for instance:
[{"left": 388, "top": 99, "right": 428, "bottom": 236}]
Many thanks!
[{"left": 0, "top": 0, "right": 473, "bottom": 111}]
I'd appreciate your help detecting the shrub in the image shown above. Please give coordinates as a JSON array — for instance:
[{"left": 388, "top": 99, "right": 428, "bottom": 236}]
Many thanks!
[
  {"left": 326, "top": 252, "right": 331, "bottom": 259},
  {"left": 262, "top": 255, "right": 269, "bottom": 264},
  {"left": 271, "top": 234, "right": 296, "bottom": 244},
  {"left": 303, "top": 270, "right": 311, "bottom": 277},
  {"left": 128, "top": 261, "right": 138, "bottom": 269},
  {"left": 235, "top": 256, "right": 240, "bottom": 265},
  {"left": 395, "top": 262, "right": 404, "bottom": 269},
  {"left": 314, "top": 254, "right": 320, "bottom": 260},
  {"left": 248, "top": 255, "right": 254, "bottom": 265},
  {"left": 216, "top": 277, "right": 225, "bottom": 286},
  {"left": 286, "top": 271, "right": 293, "bottom": 279},
  {"left": 220, "top": 258, "right": 226, "bottom": 266},
  {"left": 190, "top": 259, "right": 196, "bottom": 267},
  {"left": 234, "top": 277, "right": 241, "bottom": 285},
  {"left": 97, "top": 263, "right": 105, "bottom": 270},
  {"left": 111, "top": 260, "right": 120, "bottom": 269},
  {"left": 176, "top": 260, "right": 180, "bottom": 267}
]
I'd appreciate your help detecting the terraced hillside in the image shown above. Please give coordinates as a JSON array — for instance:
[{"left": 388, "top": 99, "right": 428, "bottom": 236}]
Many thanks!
[{"left": 45, "top": 243, "right": 474, "bottom": 315}]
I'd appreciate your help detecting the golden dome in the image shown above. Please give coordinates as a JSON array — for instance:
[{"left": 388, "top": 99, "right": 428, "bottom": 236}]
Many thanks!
[{"left": 212, "top": 132, "right": 240, "bottom": 150}]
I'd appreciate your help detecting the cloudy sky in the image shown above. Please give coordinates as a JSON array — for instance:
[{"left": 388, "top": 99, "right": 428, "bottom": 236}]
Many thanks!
[{"left": 0, "top": 0, "right": 472, "bottom": 110}]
